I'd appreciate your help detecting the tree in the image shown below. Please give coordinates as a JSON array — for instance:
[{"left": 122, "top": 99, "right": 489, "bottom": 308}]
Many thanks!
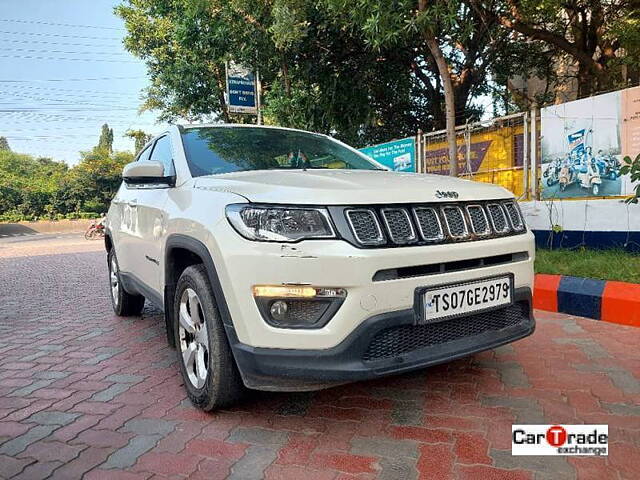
[
  {"left": 0, "top": 137, "right": 10, "bottom": 152},
  {"left": 324, "top": 0, "right": 527, "bottom": 174},
  {"left": 116, "top": 0, "right": 432, "bottom": 145},
  {"left": 71, "top": 148, "right": 133, "bottom": 213},
  {"left": 97, "top": 123, "right": 114, "bottom": 153},
  {"left": 418, "top": 0, "right": 458, "bottom": 175},
  {"left": 125, "top": 129, "right": 152, "bottom": 154},
  {"left": 469, "top": 0, "right": 640, "bottom": 98},
  {"left": 0, "top": 150, "right": 68, "bottom": 218}
]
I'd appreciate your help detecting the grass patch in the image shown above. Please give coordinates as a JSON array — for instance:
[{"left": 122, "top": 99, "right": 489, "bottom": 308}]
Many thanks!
[{"left": 535, "top": 248, "right": 640, "bottom": 284}]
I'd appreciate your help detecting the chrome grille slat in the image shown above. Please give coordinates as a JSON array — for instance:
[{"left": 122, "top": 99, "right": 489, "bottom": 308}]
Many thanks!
[
  {"left": 381, "top": 208, "right": 416, "bottom": 244},
  {"left": 413, "top": 207, "right": 443, "bottom": 242},
  {"left": 486, "top": 203, "right": 510, "bottom": 233},
  {"left": 503, "top": 201, "right": 524, "bottom": 231},
  {"left": 441, "top": 206, "right": 468, "bottom": 239},
  {"left": 346, "top": 209, "right": 384, "bottom": 245},
  {"left": 466, "top": 205, "right": 491, "bottom": 236}
]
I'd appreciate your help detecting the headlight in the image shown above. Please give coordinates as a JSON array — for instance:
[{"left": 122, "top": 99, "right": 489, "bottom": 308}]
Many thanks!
[{"left": 226, "top": 204, "right": 336, "bottom": 242}]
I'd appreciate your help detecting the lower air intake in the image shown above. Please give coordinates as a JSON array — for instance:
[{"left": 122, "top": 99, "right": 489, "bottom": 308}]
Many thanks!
[{"left": 362, "top": 301, "right": 529, "bottom": 362}]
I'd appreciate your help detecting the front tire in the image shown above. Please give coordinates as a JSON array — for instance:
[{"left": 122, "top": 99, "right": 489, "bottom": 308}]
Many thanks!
[
  {"left": 173, "top": 264, "right": 244, "bottom": 411},
  {"left": 108, "top": 249, "right": 145, "bottom": 316},
  {"left": 592, "top": 183, "right": 600, "bottom": 196}
]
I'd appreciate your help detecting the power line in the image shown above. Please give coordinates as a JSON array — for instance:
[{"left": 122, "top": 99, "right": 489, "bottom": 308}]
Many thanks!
[
  {"left": 0, "top": 18, "right": 124, "bottom": 31},
  {"left": 0, "top": 90, "right": 139, "bottom": 103},
  {"left": 0, "top": 85, "right": 140, "bottom": 99},
  {"left": 0, "top": 54, "right": 138, "bottom": 63},
  {"left": 1, "top": 111, "right": 154, "bottom": 121},
  {"left": 0, "top": 76, "right": 145, "bottom": 83},
  {"left": 0, "top": 30, "right": 121, "bottom": 41},
  {"left": 0, "top": 107, "right": 140, "bottom": 112},
  {"left": 0, "top": 38, "right": 127, "bottom": 49},
  {"left": 8, "top": 48, "right": 129, "bottom": 56}
]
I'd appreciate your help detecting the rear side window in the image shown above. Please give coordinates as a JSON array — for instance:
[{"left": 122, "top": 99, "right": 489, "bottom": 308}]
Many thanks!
[{"left": 149, "top": 135, "right": 176, "bottom": 176}]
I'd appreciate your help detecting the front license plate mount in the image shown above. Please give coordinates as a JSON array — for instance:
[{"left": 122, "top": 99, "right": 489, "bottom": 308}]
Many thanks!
[{"left": 413, "top": 274, "right": 514, "bottom": 326}]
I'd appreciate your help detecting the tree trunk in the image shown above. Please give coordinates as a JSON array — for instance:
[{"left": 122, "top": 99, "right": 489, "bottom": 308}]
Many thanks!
[{"left": 425, "top": 34, "right": 458, "bottom": 176}]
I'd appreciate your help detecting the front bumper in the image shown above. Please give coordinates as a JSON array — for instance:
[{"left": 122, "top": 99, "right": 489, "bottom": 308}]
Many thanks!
[
  {"left": 228, "top": 287, "right": 535, "bottom": 391},
  {"left": 208, "top": 224, "right": 535, "bottom": 350}
]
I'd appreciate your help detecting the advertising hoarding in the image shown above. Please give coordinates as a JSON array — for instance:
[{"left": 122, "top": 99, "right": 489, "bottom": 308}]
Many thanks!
[
  {"left": 359, "top": 137, "right": 416, "bottom": 172},
  {"left": 540, "top": 86, "right": 640, "bottom": 199},
  {"left": 423, "top": 125, "right": 526, "bottom": 197}
]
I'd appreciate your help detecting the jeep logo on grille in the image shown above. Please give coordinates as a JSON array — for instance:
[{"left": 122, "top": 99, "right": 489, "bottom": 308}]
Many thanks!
[{"left": 435, "top": 190, "right": 459, "bottom": 199}]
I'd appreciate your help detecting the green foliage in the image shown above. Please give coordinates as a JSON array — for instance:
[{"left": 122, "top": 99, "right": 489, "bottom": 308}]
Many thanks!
[
  {"left": 97, "top": 123, "right": 114, "bottom": 153},
  {"left": 0, "top": 137, "right": 10, "bottom": 152},
  {"left": 0, "top": 138, "right": 133, "bottom": 222},
  {"left": 471, "top": 0, "right": 639, "bottom": 99},
  {"left": 125, "top": 129, "right": 152, "bottom": 154},
  {"left": 115, "top": 0, "right": 553, "bottom": 142},
  {"left": 535, "top": 248, "right": 640, "bottom": 284},
  {"left": 620, "top": 153, "right": 640, "bottom": 204}
]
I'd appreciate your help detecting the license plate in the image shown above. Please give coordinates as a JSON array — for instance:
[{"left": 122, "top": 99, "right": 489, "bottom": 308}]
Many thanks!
[{"left": 417, "top": 275, "right": 513, "bottom": 324}]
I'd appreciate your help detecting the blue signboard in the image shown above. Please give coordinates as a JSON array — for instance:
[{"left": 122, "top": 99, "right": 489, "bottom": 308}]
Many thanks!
[
  {"left": 226, "top": 62, "right": 257, "bottom": 114},
  {"left": 358, "top": 137, "right": 416, "bottom": 172}
]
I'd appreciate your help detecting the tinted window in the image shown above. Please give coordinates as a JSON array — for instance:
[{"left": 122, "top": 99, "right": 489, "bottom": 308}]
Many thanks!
[
  {"left": 181, "top": 127, "right": 380, "bottom": 177},
  {"left": 149, "top": 135, "right": 175, "bottom": 176}
]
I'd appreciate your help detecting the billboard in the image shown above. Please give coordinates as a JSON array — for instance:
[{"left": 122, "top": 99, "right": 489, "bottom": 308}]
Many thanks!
[
  {"left": 540, "top": 86, "right": 640, "bottom": 199},
  {"left": 423, "top": 124, "right": 526, "bottom": 197},
  {"left": 359, "top": 137, "right": 416, "bottom": 172},
  {"left": 225, "top": 62, "right": 258, "bottom": 114}
]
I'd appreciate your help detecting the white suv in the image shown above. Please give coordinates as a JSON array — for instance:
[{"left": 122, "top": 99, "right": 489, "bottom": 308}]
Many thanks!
[{"left": 106, "top": 124, "right": 535, "bottom": 410}]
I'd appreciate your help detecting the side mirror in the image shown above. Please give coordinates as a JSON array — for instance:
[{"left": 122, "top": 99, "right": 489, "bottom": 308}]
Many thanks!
[{"left": 122, "top": 161, "right": 174, "bottom": 186}]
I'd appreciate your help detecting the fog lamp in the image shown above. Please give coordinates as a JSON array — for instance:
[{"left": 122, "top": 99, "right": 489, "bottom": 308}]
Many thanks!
[
  {"left": 253, "top": 284, "right": 346, "bottom": 329},
  {"left": 270, "top": 300, "right": 289, "bottom": 322}
]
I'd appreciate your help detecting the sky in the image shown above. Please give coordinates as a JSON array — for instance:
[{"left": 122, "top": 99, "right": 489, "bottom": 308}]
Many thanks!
[{"left": 0, "top": 0, "right": 160, "bottom": 165}]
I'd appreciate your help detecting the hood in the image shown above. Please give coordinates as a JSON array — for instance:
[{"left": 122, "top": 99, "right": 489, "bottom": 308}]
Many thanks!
[{"left": 194, "top": 169, "right": 512, "bottom": 205}]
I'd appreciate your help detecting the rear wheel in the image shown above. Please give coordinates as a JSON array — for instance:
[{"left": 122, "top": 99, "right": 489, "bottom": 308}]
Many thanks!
[
  {"left": 108, "top": 249, "right": 145, "bottom": 316},
  {"left": 592, "top": 183, "right": 600, "bottom": 196},
  {"left": 174, "top": 264, "right": 245, "bottom": 410}
]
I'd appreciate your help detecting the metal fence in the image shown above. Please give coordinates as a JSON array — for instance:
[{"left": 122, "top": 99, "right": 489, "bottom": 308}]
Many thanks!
[{"left": 418, "top": 112, "right": 536, "bottom": 199}]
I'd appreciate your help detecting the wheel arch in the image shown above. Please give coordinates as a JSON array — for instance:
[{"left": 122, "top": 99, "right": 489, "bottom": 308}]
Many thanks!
[
  {"left": 104, "top": 228, "right": 113, "bottom": 252},
  {"left": 164, "top": 234, "right": 236, "bottom": 348}
]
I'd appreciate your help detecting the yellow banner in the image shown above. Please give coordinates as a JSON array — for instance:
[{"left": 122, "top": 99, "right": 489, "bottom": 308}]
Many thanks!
[{"left": 423, "top": 124, "right": 525, "bottom": 196}]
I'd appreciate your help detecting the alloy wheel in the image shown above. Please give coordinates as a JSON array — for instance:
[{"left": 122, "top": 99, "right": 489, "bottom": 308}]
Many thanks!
[
  {"left": 110, "top": 255, "right": 119, "bottom": 306},
  {"left": 178, "top": 288, "right": 209, "bottom": 388}
]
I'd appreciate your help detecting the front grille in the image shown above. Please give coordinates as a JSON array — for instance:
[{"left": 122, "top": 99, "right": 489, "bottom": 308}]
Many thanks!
[
  {"left": 363, "top": 301, "right": 529, "bottom": 362},
  {"left": 346, "top": 209, "right": 384, "bottom": 245},
  {"left": 486, "top": 203, "right": 509, "bottom": 233},
  {"left": 503, "top": 201, "right": 524, "bottom": 231},
  {"left": 381, "top": 208, "right": 416, "bottom": 244},
  {"left": 467, "top": 205, "right": 490, "bottom": 235},
  {"left": 340, "top": 200, "right": 525, "bottom": 247},
  {"left": 442, "top": 206, "right": 468, "bottom": 238},
  {"left": 413, "top": 207, "right": 443, "bottom": 241}
]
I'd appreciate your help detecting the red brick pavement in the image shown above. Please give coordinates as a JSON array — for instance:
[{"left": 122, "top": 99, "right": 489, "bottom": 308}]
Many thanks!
[{"left": 0, "top": 238, "right": 638, "bottom": 479}]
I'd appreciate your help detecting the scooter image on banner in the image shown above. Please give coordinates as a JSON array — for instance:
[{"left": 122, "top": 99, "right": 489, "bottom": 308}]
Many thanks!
[
  {"left": 595, "top": 150, "right": 620, "bottom": 181},
  {"left": 558, "top": 148, "right": 602, "bottom": 195},
  {"left": 544, "top": 158, "right": 561, "bottom": 186}
]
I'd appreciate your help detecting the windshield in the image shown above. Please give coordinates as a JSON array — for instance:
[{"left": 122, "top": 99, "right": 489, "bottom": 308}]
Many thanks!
[{"left": 181, "top": 126, "right": 381, "bottom": 177}]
